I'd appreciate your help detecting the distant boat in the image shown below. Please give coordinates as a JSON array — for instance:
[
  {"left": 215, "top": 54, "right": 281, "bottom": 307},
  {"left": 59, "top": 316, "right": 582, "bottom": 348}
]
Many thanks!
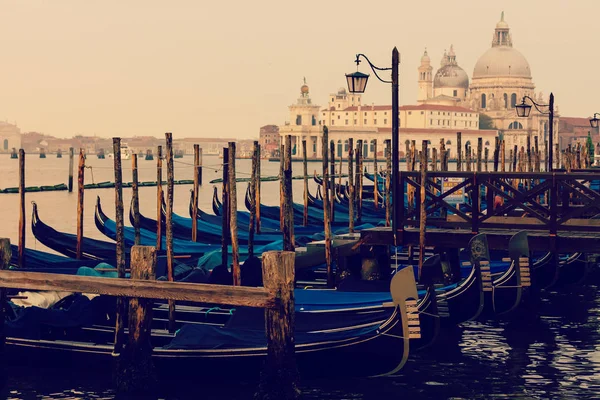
[{"left": 107, "top": 143, "right": 132, "bottom": 160}]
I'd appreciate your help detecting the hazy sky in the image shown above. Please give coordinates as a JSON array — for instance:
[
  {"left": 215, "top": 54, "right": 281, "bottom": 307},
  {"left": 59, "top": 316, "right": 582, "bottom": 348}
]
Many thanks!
[{"left": 0, "top": 0, "right": 597, "bottom": 139}]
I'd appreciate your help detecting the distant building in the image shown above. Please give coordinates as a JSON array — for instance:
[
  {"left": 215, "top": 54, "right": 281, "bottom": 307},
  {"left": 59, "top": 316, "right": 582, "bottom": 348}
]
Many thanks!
[
  {"left": 559, "top": 117, "right": 599, "bottom": 148},
  {"left": 259, "top": 125, "right": 280, "bottom": 157},
  {"left": 0, "top": 122, "right": 21, "bottom": 153}
]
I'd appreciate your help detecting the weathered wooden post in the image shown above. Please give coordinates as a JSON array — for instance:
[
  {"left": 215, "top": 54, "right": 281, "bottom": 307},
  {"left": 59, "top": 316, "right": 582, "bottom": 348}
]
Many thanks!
[
  {"left": 283, "top": 136, "right": 295, "bottom": 251},
  {"left": 432, "top": 148, "right": 438, "bottom": 172},
  {"left": 198, "top": 146, "right": 203, "bottom": 186},
  {"left": 322, "top": 127, "right": 333, "bottom": 288},
  {"left": 477, "top": 138, "right": 483, "bottom": 172},
  {"left": 76, "top": 149, "right": 85, "bottom": 259},
  {"left": 512, "top": 145, "right": 518, "bottom": 172},
  {"left": 115, "top": 245, "right": 157, "bottom": 394},
  {"left": 132, "top": 154, "right": 141, "bottom": 246},
  {"left": 0, "top": 238, "right": 9, "bottom": 368},
  {"left": 385, "top": 139, "right": 392, "bottom": 227},
  {"left": 256, "top": 251, "right": 299, "bottom": 400},
  {"left": 484, "top": 148, "right": 489, "bottom": 172},
  {"left": 279, "top": 144, "right": 285, "bottom": 231},
  {"left": 493, "top": 137, "right": 499, "bottom": 172},
  {"left": 457, "top": 132, "right": 462, "bottom": 171},
  {"left": 555, "top": 144, "right": 560, "bottom": 170},
  {"left": 329, "top": 140, "right": 336, "bottom": 223},
  {"left": 501, "top": 139, "right": 506, "bottom": 172},
  {"left": 348, "top": 138, "right": 354, "bottom": 232},
  {"left": 68, "top": 147, "right": 74, "bottom": 193},
  {"left": 156, "top": 146, "right": 163, "bottom": 251},
  {"left": 17, "top": 149, "right": 27, "bottom": 269},
  {"left": 112, "top": 138, "right": 126, "bottom": 353},
  {"left": 249, "top": 141, "right": 259, "bottom": 257},
  {"left": 302, "top": 139, "right": 308, "bottom": 227},
  {"left": 527, "top": 135, "right": 532, "bottom": 172},
  {"left": 165, "top": 133, "right": 176, "bottom": 332},
  {"left": 256, "top": 143, "right": 261, "bottom": 234},
  {"left": 192, "top": 144, "right": 200, "bottom": 242},
  {"left": 418, "top": 140, "right": 428, "bottom": 279},
  {"left": 356, "top": 140, "right": 363, "bottom": 223},
  {"left": 373, "top": 140, "right": 379, "bottom": 209},
  {"left": 221, "top": 147, "right": 230, "bottom": 269},
  {"left": 229, "top": 142, "right": 240, "bottom": 286}
]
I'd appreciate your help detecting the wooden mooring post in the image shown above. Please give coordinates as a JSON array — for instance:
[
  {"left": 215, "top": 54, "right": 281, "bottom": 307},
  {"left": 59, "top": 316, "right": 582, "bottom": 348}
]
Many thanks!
[
  {"left": 156, "top": 146, "right": 163, "bottom": 251},
  {"left": 112, "top": 138, "right": 126, "bottom": 353},
  {"left": 418, "top": 140, "right": 428, "bottom": 279},
  {"left": 76, "top": 149, "right": 85, "bottom": 259},
  {"left": 283, "top": 136, "right": 295, "bottom": 251},
  {"left": 356, "top": 139, "right": 363, "bottom": 223},
  {"left": 115, "top": 245, "right": 158, "bottom": 394},
  {"left": 249, "top": 141, "right": 259, "bottom": 257},
  {"left": 132, "top": 154, "right": 141, "bottom": 245},
  {"left": 456, "top": 132, "right": 462, "bottom": 171},
  {"left": 329, "top": 140, "right": 336, "bottom": 224},
  {"left": 68, "top": 147, "right": 74, "bottom": 193},
  {"left": 322, "top": 127, "right": 333, "bottom": 288},
  {"left": 165, "top": 132, "right": 176, "bottom": 332},
  {"left": 17, "top": 149, "right": 25, "bottom": 269},
  {"left": 385, "top": 139, "right": 391, "bottom": 227},
  {"left": 256, "top": 250, "right": 299, "bottom": 399},
  {"left": 302, "top": 139, "right": 308, "bottom": 227},
  {"left": 373, "top": 140, "right": 378, "bottom": 209},
  {"left": 221, "top": 147, "right": 230, "bottom": 269},
  {"left": 256, "top": 143, "right": 261, "bottom": 234},
  {"left": 477, "top": 138, "right": 483, "bottom": 172},
  {"left": 348, "top": 138, "right": 354, "bottom": 232},
  {"left": 192, "top": 144, "right": 200, "bottom": 242},
  {"left": 229, "top": 142, "right": 241, "bottom": 286}
]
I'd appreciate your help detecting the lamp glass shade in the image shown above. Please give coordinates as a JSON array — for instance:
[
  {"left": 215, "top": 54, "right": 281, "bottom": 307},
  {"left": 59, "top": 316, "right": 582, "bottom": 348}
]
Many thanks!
[
  {"left": 345, "top": 71, "right": 369, "bottom": 93},
  {"left": 590, "top": 116, "right": 599, "bottom": 129},
  {"left": 515, "top": 102, "right": 532, "bottom": 118}
]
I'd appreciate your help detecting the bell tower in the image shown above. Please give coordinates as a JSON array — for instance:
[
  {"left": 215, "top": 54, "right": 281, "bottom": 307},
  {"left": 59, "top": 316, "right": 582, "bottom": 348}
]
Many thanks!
[{"left": 418, "top": 48, "right": 433, "bottom": 102}]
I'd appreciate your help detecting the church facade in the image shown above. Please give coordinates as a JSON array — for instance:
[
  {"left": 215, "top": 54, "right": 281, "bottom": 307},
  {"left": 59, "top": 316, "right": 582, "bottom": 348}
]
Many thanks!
[
  {"left": 0, "top": 121, "right": 21, "bottom": 153},
  {"left": 418, "top": 12, "right": 558, "bottom": 152}
]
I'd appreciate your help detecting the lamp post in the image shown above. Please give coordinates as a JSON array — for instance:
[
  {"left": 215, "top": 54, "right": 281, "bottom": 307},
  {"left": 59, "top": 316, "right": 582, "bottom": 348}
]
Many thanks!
[
  {"left": 346, "top": 48, "right": 400, "bottom": 244},
  {"left": 590, "top": 113, "right": 600, "bottom": 129},
  {"left": 515, "top": 93, "right": 554, "bottom": 171}
]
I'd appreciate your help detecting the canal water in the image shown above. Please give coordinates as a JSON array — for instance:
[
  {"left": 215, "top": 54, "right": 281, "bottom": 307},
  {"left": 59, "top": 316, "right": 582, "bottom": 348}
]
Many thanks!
[{"left": 0, "top": 154, "right": 599, "bottom": 399}]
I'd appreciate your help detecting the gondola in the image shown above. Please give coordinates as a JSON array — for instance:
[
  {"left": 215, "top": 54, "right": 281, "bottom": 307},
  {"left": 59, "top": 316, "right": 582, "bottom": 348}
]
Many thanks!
[
  {"left": 8, "top": 245, "right": 102, "bottom": 274},
  {"left": 5, "top": 267, "right": 419, "bottom": 378}
]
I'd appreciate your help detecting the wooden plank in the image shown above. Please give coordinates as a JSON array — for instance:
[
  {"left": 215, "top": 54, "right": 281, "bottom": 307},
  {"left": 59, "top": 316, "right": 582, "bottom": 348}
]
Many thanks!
[{"left": 0, "top": 270, "right": 276, "bottom": 308}]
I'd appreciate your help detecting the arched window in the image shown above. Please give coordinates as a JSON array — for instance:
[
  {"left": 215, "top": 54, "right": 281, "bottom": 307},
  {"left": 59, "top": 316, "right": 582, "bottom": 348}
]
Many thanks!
[
  {"left": 311, "top": 116, "right": 316, "bottom": 126},
  {"left": 503, "top": 93, "right": 508, "bottom": 109},
  {"left": 370, "top": 139, "right": 376, "bottom": 152},
  {"left": 465, "top": 140, "right": 471, "bottom": 147},
  {"left": 337, "top": 140, "right": 342, "bottom": 158},
  {"left": 484, "top": 141, "right": 490, "bottom": 146},
  {"left": 296, "top": 115, "right": 302, "bottom": 125},
  {"left": 404, "top": 139, "right": 410, "bottom": 146},
  {"left": 481, "top": 94, "right": 487, "bottom": 109},
  {"left": 363, "top": 142, "right": 368, "bottom": 158},
  {"left": 510, "top": 93, "right": 517, "bottom": 108},
  {"left": 508, "top": 121, "right": 523, "bottom": 130},
  {"left": 446, "top": 140, "right": 452, "bottom": 145},
  {"left": 2, "top": 139, "right": 7, "bottom": 150},
  {"left": 344, "top": 140, "right": 349, "bottom": 152}
]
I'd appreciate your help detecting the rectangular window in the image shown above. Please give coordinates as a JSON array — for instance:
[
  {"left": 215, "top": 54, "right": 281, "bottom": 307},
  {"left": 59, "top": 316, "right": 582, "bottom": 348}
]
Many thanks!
[
  {"left": 345, "top": 112, "right": 348, "bottom": 115},
  {"left": 384, "top": 119, "right": 387, "bottom": 124},
  {"left": 364, "top": 119, "right": 367, "bottom": 124},
  {"left": 437, "top": 120, "right": 440, "bottom": 125},
  {"left": 384, "top": 112, "right": 387, "bottom": 115},
  {"left": 408, "top": 111, "right": 412, "bottom": 115},
  {"left": 453, "top": 90, "right": 457, "bottom": 96},
  {"left": 345, "top": 119, "right": 348, "bottom": 125},
  {"left": 430, "top": 119, "right": 433, "bottom": 125},
  {"left": 364, "top": 112, "right": 367, "bottom": 116},
  {"left": 374, "top": 119, "right": 377, "bottom": 124},
  {"left": 331, "top": 120, "right": 335, "bottom": 125},
  {"left": 454, "top": 121, "right": 457, "bottom": 126},
  {"left": 337, "top": 115, "right": 340, "bottom": 119},
  {"left": 421, "top": 111, "right": 424, "bottom": 115},
  {"left": 374, "top": 112, "right": 377, "bottom": 115}
]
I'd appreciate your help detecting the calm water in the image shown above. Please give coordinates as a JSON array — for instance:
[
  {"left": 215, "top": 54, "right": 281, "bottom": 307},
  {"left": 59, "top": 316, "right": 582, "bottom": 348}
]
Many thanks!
[{"left": 0, "top": 154, "right": 599, "bottom": 399}]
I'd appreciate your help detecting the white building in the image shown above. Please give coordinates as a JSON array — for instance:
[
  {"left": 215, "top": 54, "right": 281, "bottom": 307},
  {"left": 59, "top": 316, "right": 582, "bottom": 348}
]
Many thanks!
[{"left": 0, "top": 121, "right": 21, "bottom": 153}]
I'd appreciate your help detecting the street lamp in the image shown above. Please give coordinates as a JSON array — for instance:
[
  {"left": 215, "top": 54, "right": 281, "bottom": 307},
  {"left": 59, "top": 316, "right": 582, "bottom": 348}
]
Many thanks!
[
  {"left": 590, "top": 113, "right": 600, "bottom": 129},
  {"left": 346, "top": 48, "right": 400, "bottom": 244},
  {"left": 515, "top": 93, "right": 555, "bottom": 171}
]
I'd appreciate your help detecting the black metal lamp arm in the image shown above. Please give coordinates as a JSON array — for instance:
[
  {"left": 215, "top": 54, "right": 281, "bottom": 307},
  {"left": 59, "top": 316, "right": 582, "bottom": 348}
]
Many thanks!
[
  {"left": 354, "top": 54, "right": 393, "bottom": 84},
  {"left": 522, "top": 95, "right": 550, "bottom": 115}
]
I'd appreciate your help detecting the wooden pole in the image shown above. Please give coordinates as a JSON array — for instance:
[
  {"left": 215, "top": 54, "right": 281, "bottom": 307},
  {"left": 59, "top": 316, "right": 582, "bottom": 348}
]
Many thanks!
[
  {"left": 229, "top": 142, "right": 240, "bottom": 286},
  {"left": 112, "top": 137, "right": 126, "bottom": 353},
  {"left": 356, "top": 140, "right": 363, "bottom": 223},
  {"left": 256, "top": 251, "right": 299, "bottom": 399},
  {"left": 484, "top": 147, "right": 489, "bottom": 172},
  {"left": 256, "top": 143, "right": 261, "bottom": 234},
  {"left": 280, "top": 144, "right": 285, "bottom": 231},
  {"left": 283, "top": 136, "right": 295, "bottom": 251},
  {"left": 501, "top": 139, "right": 506, "bottom": 172},
  {"left": 249, "top": 141, "right": 258, "bottom": 257},
  {"left": 385, "top": 139, "right": 391, "bottom": 227},
  {"left": 0, "top": 238, "right": 9, "bottom": 361},
  {"left": 373, "top": 140, "right": 378, "bottom": 209},
  {"left": 322, "top": 127, "right": 333, "bottom": 288},
  {"left": 477, "top": 138, "right": 482, "bottom": 172},
  {"left": 330, "top": 140, "right": 336, "bottom": 223},
  {"left": 221, "top": 147, "right": 230, "bottom": 269},
  {"left": 132, "top": 154, "right": 141, "bottom": 246},
  {"left": 493, "top": 137, "right": 499, "bottom": 172},
  {"left": 555, "top": 143, "right": 560, "bottom": 169},
  {"left": 348, "top": 138, "right": 354, "bottom": 232},
  {"left": 198, "top": 147, "right": 203, "bottom": 186},
  {"left": 192, "top": 144, "right": 200, "bottom": 242},
  {"left": 418, "top": 140, "right": 428, "bottom": 279},
  {"left": 432, "top": 148, "right": 438, "bottom": 172},
  {"left": 76, "top": 149, "right": 85, "bottom": 259},
  {"left": 165, "top": 132, "right": 176, "bottom": 333},
  {"left": 115, "top": 245, "right": 157, "bottom": 394},
  {"left": 156, "top": 146, "right": 163, "bottom": 251},
  {"left": 17, "top": 149, "right": 25, "bottom": 269},
  {"left": 302, "top": 139, "right": 308, "bottom": 227},
  {"left": 68, "top": 147, "right": 74, "bottom": 193},
  {"left": 457, "top": 132, "right": 462, "bottom": 171}
]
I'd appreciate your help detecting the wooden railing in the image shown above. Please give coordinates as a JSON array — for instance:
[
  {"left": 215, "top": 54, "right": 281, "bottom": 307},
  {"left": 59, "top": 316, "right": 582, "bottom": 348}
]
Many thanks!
[{"left": 397, "top": 171, "right": 600, "bottom": 235}]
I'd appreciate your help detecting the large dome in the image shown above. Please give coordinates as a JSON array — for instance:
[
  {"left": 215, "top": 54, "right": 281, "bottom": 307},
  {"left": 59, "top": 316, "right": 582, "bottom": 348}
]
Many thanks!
[
  {"left": 434, "top": 64, "right": 469, "bottom": 89},
  {"left": 473, "top": 46, "right": 531, "bottom": 79}
]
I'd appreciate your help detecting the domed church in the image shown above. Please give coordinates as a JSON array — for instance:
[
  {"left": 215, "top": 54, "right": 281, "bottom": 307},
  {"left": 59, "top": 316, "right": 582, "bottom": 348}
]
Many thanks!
[{"left": 417, "top": 12, "right": 557, "bottom": 151}]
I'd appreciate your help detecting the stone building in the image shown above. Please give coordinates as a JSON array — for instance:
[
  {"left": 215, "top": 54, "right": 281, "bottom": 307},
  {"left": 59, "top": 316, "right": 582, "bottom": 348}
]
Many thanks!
[
  {"left": 558, "top": 117, "right": 599, "bottom": 148},
  {"left": 0, "top": 121, "right": 21, "bottom": 153},
  {"left": 259, "top": 125, "right": 280, "bottom": 157}
]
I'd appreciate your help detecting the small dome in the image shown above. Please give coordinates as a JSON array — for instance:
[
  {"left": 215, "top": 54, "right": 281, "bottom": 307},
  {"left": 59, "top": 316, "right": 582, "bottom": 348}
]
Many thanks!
[
  {"left": 421, "top": 49, "right": 430, "bottom": 63},
  {"left": 301, "top": 84, "right": 309, "bottom": 94},
  {"left": 434, "top": 64, "right": 469, "bottom": 89},
  {"left": 337, "top": 87, "right": 347, "bottom": 95},
  {"left": 496, "top": 20, "right": 509, "bottom": 29},
  {"left": 473, "top": 46, "right": 531, "bottom": 78}
]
